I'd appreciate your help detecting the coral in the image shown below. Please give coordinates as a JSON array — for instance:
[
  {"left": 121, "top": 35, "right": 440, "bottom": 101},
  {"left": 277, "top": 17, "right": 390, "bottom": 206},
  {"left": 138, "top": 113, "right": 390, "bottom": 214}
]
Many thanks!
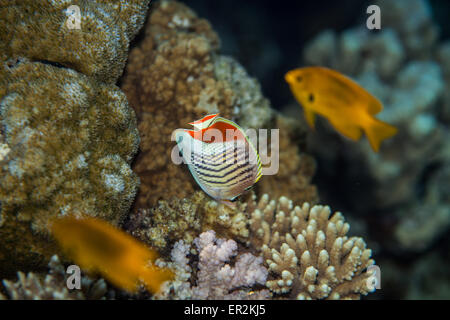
[
  {"left": 378, "top": 0, "right": 438, "bottom": 59},
  {"left": 155, "top": 230, "right": 271, "bottom": 300},
  {"left": 249, "top": 195, "right": 375, "bottom": 299},
  {"left": 377, "top": 245, "right": 450, "bottom": 300},
  {"left": 0, "top": 59, "right": 140, "bottom": 275},
  {"left": 121, "top": 0, "right": 317, "bottom": 209},
  {"left": 0, "top": 1, "right": 147, "bottom": 275},
  {"left": 256, "top": 115, "right": 318, "bottom": 204},
  {"left": 394, "top": 165, "right": 450, "bottom": 251},
  {"left": 0, "top": 255, "right": 109, "bottom": 300},
  {"left": 0, "top": 0, "right": 150, "bottom": 84},
  {"left": 297, "top": 0, "right": 449, "bottom": 253},
  {"left": 404, "top": 250, "right": 450, "bottom": 299},
  {"left": 126, "top": 191, "right": 251, "bottom": 253}
]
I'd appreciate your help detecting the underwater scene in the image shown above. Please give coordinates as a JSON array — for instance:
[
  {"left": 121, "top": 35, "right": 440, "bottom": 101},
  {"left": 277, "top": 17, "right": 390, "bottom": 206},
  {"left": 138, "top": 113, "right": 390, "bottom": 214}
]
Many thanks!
[{"left": 0, "top": 0, "right": 449, "bottom": 301}]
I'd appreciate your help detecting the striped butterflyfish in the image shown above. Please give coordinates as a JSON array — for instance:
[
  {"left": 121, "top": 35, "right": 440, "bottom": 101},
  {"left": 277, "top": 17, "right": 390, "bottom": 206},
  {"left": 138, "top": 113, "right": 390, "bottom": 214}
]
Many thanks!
[{"left": 172, "top": 114, "right": 262, "bottom": 207}]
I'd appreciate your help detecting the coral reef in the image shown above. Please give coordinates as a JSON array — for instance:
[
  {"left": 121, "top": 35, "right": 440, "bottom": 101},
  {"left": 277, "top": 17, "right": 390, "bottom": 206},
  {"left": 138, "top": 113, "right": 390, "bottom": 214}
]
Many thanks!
[
  {"left": 155, "top": 230, "right": 270, "bottom": 300},
  {"left": 0, "top": 58, "right": 140, "bottom": 275},
  {"left": 256, "top": 116, "right": 318, "bottom": 203},
  {"left": 281, "top": 0, "right": 450, "bottom": 299},
  {"left": 249, "top": 195, "right": 375, "bottom": 299},
  {"left": 121, "top": 0, "right": 318, "bottom": 209},
  {"left": 0, "top": 1, "right": 148, "bottom": 275},
  {"left": 126, "top": 191, "right": 251, "bottom": 253},
  {"left": 0, "top": 0, "right": 150, "bottom": 83},
  {"left": 297, "top": 0, "right": 450, "bottom": 253},
  {"left": 0, "top": 255, "right": 109, "bottom": 300}
]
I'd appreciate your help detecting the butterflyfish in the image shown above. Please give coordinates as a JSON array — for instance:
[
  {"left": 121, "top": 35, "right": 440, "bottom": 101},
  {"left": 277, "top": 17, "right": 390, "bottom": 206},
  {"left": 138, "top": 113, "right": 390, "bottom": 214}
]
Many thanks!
[
  {"left": 285, "top": 66, "right": 397, "bottom": 152},
  {"left": 172, "top": 114, "right": 262, "bottom": 208},
  {"left": 51, "top": 216, "right": 173, "bottom": 293}
]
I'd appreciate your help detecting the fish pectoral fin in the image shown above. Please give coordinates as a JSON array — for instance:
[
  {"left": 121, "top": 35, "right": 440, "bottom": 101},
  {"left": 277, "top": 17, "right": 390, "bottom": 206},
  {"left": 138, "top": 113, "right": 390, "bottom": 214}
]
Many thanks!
[
  {"left": 218, "top": 199, "right": 237, "bottom": 209},
  {"left": 364, "top": 118, "right": 398, "bottom": 152},
  {"left": 328, "top": 119, "right": 362, "bottom": 141},
  {"left": 304, "top": 108, "right": 316, "bottom": 129}
]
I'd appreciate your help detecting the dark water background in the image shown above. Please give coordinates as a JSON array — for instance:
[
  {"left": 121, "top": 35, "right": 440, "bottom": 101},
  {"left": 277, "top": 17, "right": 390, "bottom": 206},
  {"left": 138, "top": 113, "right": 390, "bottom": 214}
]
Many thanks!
[{"left": 183, "top": 0, "right": 449, "bottom": 109}]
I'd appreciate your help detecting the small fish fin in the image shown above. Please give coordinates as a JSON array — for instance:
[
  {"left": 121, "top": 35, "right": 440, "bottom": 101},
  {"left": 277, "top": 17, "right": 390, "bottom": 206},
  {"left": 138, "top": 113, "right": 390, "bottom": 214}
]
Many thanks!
[
  {"left": 364, "top": 118, "right": 398, "bottom": 152},
  {"left": 219, "top": 199, "right": 237, "bottom": 209},
  {"left": 304, "top": 107, "right": 316, "bottom": 129},
  {"left": 368, "top": 100, "right": 383, "bottom": 114},
  {"left": 329, "top": 119, "right": 362, "bottom": 141},
  {"left": 140, "top": 265, "right": 174, "bottom": 294}
]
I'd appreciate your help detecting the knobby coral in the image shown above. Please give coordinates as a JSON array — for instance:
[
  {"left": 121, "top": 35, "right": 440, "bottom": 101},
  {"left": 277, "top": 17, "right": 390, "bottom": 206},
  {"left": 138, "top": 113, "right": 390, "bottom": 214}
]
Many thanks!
[
  {"left": 0, "top": 58, "right": 140, "bottom": 275},
  {"left": 0, "top": 0, "right": 150, "bottom": 83},
  {"left": 0, "top": 0, "right": 148, "bottom": 275},
  {"left": 249, "top": 195, "right": 375, "bottom": 299},
  {"left": 155, "top": 230, "right": 270, "bottom": 300}
]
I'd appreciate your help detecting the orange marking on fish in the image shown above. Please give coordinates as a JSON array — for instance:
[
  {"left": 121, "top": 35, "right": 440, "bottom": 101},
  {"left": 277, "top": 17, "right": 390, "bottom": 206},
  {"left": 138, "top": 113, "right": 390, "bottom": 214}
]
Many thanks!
[{"left": 173, "top": 114, "right": 262, "bottom": 207}]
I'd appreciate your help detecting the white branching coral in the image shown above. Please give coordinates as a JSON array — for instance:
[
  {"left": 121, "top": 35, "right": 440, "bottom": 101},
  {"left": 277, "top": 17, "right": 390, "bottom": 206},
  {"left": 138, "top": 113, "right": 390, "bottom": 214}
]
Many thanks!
[
  {"left": 156, "top": 230, "right": 271, "bottom": 300},
  {"left": 0, "top": 255, "right": 108, "bottom": 300},
  {"left": 249, "top": 195, "right": 375, "bottom": 300}
]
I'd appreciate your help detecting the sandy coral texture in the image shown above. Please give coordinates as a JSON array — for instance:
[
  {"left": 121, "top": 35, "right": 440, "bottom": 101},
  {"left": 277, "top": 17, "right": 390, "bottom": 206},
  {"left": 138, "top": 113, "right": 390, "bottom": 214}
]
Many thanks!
[
  {"left": 121, "top": 0, "right": 317, "bottom": 210},
  {"left": 0, "top": 0, "right": 148, "bottom": 275},
  {"left": 0, "top": 0, "right": 150, "bottom": 83}
]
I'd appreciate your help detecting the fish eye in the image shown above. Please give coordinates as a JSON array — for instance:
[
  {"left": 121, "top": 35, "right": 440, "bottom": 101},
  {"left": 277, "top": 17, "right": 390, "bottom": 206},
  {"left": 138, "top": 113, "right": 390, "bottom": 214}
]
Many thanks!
[
  {"left": 308, "top": 93, "right": 315, "bottom": 102},
  {"left": 296, "top": 75, "right": 303, "bottom": 82}
]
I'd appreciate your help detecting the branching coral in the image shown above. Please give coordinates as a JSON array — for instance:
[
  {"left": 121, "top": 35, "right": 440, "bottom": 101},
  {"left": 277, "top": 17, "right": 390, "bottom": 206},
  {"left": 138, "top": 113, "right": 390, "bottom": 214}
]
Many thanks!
[
  {"left": 0, "top": 255, "right": 108, "bottom": 300},
  {"left": 121, "top": 0, "right": 317, "bottom": 209},
  {"left": 130, "top": 192, "right": 375, "bottom": 300},
  {"left": 155, "top": 230, "right": 270, "bottom": 300},
  {"left": 249, "top": 195, "right": 375, "bottom": 299},
  {"left": 0, "top": 0, "right": 150, "bottom": 83}
]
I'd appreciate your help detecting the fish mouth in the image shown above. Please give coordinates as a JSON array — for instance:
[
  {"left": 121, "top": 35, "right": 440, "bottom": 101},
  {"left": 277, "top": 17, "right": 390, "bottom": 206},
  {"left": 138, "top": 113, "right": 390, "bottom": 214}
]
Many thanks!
[{"left": 284, "top": 71, "right": 296, "bottom": 84}]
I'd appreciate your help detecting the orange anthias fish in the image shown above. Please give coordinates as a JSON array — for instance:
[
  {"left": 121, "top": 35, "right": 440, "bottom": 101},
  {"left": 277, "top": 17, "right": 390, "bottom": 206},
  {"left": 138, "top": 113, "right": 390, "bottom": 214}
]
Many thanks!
[
  {"left": 51, "top": 216, "right": 173, "bottom": 293},
  {"left": 172, "top": 114, "right": 262, "bottom": 208},
  {"left": 285, "top": 66, "right": 397, "bottom": 152}
]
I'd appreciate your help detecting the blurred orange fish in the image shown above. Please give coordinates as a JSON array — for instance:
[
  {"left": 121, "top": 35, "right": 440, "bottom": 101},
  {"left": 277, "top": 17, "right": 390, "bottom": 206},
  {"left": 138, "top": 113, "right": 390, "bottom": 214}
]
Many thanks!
[
  {"left": 285, "top": 66, "right": 397, "bottom": 152},
  {"left": 51, "top": 216, "right": 173, "bottom": 293}
]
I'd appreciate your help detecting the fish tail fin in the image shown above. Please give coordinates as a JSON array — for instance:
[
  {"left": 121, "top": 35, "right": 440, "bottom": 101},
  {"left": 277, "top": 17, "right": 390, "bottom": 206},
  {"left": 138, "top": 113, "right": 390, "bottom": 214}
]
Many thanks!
[
  {"left": 364, "top": 118, "right": 397, "bottom": 152},
  {"left": 140, "top": 265, "right": 174, "bottom": 294}
]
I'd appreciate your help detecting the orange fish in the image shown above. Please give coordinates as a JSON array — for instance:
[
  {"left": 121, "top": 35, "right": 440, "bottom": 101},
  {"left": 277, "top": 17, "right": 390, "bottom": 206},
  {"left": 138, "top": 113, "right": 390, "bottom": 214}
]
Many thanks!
[
  {"left": 51, "top": 216, "right": 173, "bottom": 293},
  {"left": 285, "top": 67, "right": 397, "bottom": 152}
]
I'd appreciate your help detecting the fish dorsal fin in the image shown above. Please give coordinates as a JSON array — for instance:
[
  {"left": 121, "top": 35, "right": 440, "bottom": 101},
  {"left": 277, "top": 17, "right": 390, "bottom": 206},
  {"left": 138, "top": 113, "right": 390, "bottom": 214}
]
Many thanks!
[
  {"left": 189, "top": 113, "right": 220, "bottom": 130},
  {"left": 315, "top": 67, "right": 384, "bottom": 115},
  {"left": 367, "top": 97, "right": 383, "bottom": 115}
]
